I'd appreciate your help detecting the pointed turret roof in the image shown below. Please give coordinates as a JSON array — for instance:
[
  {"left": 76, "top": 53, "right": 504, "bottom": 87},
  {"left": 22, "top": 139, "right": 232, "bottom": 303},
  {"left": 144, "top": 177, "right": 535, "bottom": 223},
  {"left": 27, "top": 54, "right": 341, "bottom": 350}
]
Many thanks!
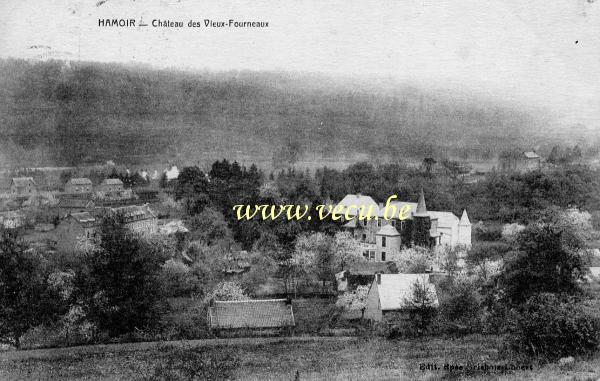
[
  {"left": 414, "top": 188, "right": 428, "bottom": 217},
  {"left": 459, "top": 210, "right": 471, "bottom": 225}
]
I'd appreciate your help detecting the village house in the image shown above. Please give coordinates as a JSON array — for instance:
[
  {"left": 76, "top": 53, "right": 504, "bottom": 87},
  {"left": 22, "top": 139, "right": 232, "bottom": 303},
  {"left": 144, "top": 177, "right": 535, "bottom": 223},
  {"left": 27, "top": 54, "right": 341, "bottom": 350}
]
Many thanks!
[
  {"left": 207, "top": 299, "right": 295, "bottom": 335},
  {"left": 55, "top": 198, "right": 96, "bottom": 219},
  {"left": 337, "top": 191, "right": 471, "bottom": 261},
  {"left": 10, "top": 177, "right": 37, "bottom": 197},
  {"left": 100, "top": 178, "right": 124, "bottom": 193},
  {"left": 364, "top": 273, "right": 438, "bottom": 323},
  {"left": 64, "top": 178, "right": 93, "bottom": 194},
  {"left": 498, "top": 150, "right": 541, "bottom": 172},
  {"left": 335, "top": 261, "right": 398, "bottom": 292},
  {"left": 54, "top": 204, "right": 158, "bottom": 252},
  {"left": 54, "top": 212, "right": 99, "bottom": 253}
]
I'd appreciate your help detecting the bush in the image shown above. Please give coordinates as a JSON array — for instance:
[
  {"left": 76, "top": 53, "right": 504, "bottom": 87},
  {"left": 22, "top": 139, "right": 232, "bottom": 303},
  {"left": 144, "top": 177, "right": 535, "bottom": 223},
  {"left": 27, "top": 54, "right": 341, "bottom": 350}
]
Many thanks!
[
  {"left": 437, "top": 279, "right": 483, "bottom": 335},
  {"left": 160, "top": 259, "right": 201, "bottom": 297},
  {"left": 148, "top": 344, "right": 239, "bottom": 381},
  {"left": 505, "top": 293, "right": 600, "bottom": 361}
]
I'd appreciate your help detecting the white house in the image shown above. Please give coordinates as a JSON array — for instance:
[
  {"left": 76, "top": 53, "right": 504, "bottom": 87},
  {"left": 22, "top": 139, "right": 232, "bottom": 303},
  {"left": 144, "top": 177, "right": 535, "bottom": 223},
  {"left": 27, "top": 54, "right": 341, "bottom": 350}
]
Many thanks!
[
  {"left": 364, "top": 273, "right": 438, "bottom": 322},
  {"left": 337, "top": 191, "right": 471, "bottom": 261}
]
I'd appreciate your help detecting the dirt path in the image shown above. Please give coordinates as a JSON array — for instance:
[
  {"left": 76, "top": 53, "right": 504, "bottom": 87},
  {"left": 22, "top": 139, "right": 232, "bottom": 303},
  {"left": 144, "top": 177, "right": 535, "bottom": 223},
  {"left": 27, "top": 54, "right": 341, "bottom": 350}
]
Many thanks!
[{"left": 0, "top": 336, "right": 356, "bottom": 361}]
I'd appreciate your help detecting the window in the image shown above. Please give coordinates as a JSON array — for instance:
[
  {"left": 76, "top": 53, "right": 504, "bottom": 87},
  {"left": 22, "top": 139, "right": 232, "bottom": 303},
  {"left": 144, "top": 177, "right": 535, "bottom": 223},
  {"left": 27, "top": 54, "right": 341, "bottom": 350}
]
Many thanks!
[
  {"left": 369, "top": 251, "right": 375, "bottom": 260},
  {"left": 362, "top": 233, "right": 366, "bottom": 241},
  {"left": 400, "top": 221, "right": 405, "bottom": 230},
  {"left": 362, "top": 219, "right": 367, "bottom": 227},
  {"left": 381, "top": 252, "right": 386, "bottom": 261},
  {"left": 363, "top": 251, "right": 369, "bottom": 259},
  {"left": 381, "top": 236, "right": 386, "bottom": 247},
  {"left": 377, "top": 219, "right": 382, "bottom": 227},
  {"left": 391, "top": 220, "right": 396, "bottom": 227}
]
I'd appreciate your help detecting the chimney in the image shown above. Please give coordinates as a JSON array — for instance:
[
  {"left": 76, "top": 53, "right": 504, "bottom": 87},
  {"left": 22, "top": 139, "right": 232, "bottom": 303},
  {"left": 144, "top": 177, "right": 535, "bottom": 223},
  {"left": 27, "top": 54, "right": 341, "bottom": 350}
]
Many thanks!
[{"left": 376, "top": 272, "right": 381, "bottom": 285}]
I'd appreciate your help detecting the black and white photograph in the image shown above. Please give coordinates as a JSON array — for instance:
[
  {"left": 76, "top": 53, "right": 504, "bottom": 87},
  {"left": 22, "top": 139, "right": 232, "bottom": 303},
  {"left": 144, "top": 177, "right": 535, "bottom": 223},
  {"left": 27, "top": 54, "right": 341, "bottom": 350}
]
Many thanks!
[{"left": 0, "top": 0, "right": 599, "bottom": 379}]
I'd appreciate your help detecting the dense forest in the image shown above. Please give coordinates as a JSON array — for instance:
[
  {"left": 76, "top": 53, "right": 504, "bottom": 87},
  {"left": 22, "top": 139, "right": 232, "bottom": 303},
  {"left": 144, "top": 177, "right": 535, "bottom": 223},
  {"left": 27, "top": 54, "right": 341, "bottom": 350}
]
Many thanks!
[{"left": 0, "top": 58, "right": 592, "bottom": 168}]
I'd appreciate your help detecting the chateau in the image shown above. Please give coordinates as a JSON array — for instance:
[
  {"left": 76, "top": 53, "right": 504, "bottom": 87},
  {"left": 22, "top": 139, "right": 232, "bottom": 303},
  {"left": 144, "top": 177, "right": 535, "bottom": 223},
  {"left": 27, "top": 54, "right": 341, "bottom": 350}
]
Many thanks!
[{"left": 337, "top": 191, "right": 471, "bottom": 261}]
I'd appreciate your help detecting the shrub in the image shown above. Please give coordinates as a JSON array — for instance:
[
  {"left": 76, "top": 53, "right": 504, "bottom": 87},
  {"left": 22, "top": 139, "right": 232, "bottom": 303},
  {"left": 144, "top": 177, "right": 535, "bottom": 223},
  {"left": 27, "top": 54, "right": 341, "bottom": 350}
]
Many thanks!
[
  {"left": 148, "top": 344, "right": 239, "bottom": 381},
  {"left": 505, "top": 293, "right": 600, "bottom": 361},
  {"left": 160, "top": 259, "right": 200, "bottom": 297},
  {"left": 437, "top": 279, "right": 483, "bottom": 335}
]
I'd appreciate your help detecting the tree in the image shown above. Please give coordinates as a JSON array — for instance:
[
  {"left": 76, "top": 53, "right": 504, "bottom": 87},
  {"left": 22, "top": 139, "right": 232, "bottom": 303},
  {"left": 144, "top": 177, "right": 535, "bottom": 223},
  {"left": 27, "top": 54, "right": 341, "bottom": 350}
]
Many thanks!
[
  {"left": 331, "top": 231, "right": 365, "bottom": 270},
  {"left": 336, "top": 285, "right": 369, "bottom": 318},
  {"left": 78, "top": 215, "right": 169, "bottom": 337},
  {"left": 491, "top": 208, "right": 592, "bottom": 307},
  {"left": 0, "top": 230, "right": 63, "bottom": 348},
  {"left": 206, "top": 281, "right": 249, "bottom": 301},
  {"left": 405, "top": 279, "right": 437, "bottom": 335}
]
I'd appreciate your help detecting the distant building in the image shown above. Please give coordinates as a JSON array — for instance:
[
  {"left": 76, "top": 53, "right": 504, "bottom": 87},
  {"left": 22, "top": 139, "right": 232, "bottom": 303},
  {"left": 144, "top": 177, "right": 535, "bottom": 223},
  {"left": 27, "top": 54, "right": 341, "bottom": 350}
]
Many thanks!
[
  {"left": 54, "top": 212, "right": 99, "bottom": 253},
  {"left": 335, "top": 261, "right": 398, "bottom": 292},
  {"left": 65, "top": 178, "right": 93, "bottom": 194},
  {"left": 338, "top": 191, "right": 471, "bottom": 262},
  {"left": 364, "top": 273, "right": 438, "bottom": 323},
  {"left": 54, "top": 204, "right": 158, "bottom": 252},
  {"left": 498, "top": 151, "right": 541, "bottom": 172},
  {"left": 207, "top": 299, "right": 295, "bottom": 333},
  {"left": 110, "top": 204, "right": 158, "bottom": 235},
  {"left": 100, "top": 178, "right": 124, "bottom": 193},
  {"left": 56, "top": 198, "right": 96, "bottom": 219},
  {"left": 10, "top": 177, "right": 37, "bottom": 197}
]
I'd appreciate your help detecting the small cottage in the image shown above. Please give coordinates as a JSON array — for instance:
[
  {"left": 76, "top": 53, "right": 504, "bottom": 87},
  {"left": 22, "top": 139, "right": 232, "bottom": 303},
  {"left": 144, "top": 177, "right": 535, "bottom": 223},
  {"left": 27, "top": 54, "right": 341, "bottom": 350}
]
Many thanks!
[
  {"left": 364, "top": 273, "right": 438, "bottom": 323},
  {"left": 64, "top": 178, "right": 93, "bottom": 194},
  {"left": 10, "top": 177, "right": 37, "bottom": 197}
]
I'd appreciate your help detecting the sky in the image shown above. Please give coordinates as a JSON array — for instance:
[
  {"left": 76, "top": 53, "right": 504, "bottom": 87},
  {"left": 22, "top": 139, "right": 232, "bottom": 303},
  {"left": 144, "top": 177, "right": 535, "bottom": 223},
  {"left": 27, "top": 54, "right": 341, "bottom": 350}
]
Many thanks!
[{"left": 1, "top": 0, "right": 599, "bottom": 129}]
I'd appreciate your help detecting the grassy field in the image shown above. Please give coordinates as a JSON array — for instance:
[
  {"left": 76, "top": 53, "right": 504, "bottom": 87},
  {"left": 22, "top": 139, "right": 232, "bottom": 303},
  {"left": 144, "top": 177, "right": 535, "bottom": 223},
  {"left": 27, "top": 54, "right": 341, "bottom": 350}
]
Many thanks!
[{"left": 1, "top": 335, "right": 599, "bottom": 380}]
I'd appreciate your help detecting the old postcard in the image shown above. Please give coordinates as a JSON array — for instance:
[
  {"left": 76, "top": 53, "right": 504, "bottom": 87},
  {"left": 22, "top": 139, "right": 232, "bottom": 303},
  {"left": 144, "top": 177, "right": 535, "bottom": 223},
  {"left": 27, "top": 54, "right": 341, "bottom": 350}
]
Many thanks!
[{"left": 0, "top": 1, "right": 599, "bottom": 380}]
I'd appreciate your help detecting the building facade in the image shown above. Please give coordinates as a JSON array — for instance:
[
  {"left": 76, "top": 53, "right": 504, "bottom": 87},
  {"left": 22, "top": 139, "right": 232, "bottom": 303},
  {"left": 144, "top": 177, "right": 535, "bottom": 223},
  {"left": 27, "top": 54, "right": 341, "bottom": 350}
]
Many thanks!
[
  {"left": 10, "top": 177, "right": 37, "bottom": 197},
  {"left": 338, "top": 191, "right": 471, "bottom": 262},
  {"left": 65, "top": 178, "right": 93, "bottom": 194}
]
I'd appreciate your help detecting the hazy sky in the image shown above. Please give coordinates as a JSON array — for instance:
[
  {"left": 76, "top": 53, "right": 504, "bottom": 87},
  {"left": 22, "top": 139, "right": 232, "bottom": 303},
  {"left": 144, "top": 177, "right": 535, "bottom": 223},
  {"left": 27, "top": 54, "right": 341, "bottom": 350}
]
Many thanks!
[{"left": 1, "top": 0, "right": 598, "bottom": 128}]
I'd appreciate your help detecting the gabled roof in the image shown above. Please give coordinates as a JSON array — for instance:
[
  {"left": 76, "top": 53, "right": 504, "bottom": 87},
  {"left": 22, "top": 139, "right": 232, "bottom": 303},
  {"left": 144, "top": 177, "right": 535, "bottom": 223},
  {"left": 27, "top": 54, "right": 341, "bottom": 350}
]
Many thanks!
[
  {"left": 58, "top": 198, "right": 95, "bottom": 208},
  {"left": 67, "top": 178, "right": 92, "bottom": 186},
  {"left": 338, "top": 193, "right": 463, "bottom": 229},
  {"left": 376, "top": 224, "right": 400, "bottom": 236},
  {"left": 208, "top": 299, "right": 295, "bottom": 329},
  {"left": 373, "top": 274, "right": 438, "bottom": 310},
  {"left": 112, "top": 204, "right": 157, "bottom": 221},
  {"left": 336, "top": 194, "right": 379, "bottom": 217},
  {"left": 11, "top": 177, "right": 35, "bottom": 187},
  {"left": 68, "top": 212, "right": 98, "bottom": 228},
  {"left": 101, "top": 178, "right": 123, "bottom": 186}
]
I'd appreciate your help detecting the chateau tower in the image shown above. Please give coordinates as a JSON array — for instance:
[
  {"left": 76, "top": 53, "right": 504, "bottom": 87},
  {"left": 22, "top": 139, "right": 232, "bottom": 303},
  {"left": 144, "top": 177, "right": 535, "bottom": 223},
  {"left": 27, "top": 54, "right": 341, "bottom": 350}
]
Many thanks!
[
  {"left": 412, "top": 188, "right": 431, "bottom": 247},
  {"left": 458, "top": 209, "right": 472, "bottom": 247}
]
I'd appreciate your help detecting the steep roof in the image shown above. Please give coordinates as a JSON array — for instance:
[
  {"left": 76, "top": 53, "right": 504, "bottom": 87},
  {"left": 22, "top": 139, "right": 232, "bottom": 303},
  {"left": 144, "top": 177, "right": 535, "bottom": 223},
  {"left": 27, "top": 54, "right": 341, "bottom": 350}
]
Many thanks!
[
  {"left": 58, "top": 198, "right": 95, "bottom": 208},
  {"left": 67, "top": 178, "right": 92, "bottom": 185},
  {"left": 374, "top": 274, "right": 438, "bottom": 310},
  {"left": 112, "top": 204, "right": 157, "bottom": 221},
  {"left": 208, "top": 299, "right": 295, "bottom": 329},
  {"left": 11, "top": 177, "right": 35, "bottom": 187},
  {"left": 68, "top": 212, "right": 98, "bottom": 228},
  {"left": 338, "top": 193, "right": 463, "bottom": 229},
  {"left": 414, "top": 189, "right": 428, "bottom": 216},
  {"left": 336, "top": 194, "right": 379, "bottom": 217},
  {"left": 101, "top": 178, "right": 123, "bottom": 186},
  {"left": 459, "top": 210, "right": 471, "bottom": 225},
  {"left": 376, "top": 224, "right": 400, "bottom": 236}
]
